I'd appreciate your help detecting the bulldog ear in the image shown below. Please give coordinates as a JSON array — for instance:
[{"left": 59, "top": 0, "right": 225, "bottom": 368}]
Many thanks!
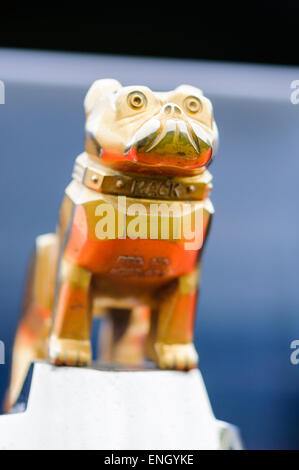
[{"left": 84, "top": 79, "right": 122, "bottom": 114}]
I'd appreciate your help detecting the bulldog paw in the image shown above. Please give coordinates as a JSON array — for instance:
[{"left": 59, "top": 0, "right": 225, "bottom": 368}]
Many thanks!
[
  {"left": 154, "top": 342, "right": 198, "bottom": 370},
  {"left": 49, "top": 336, "right": 92, "bottom": 366}
]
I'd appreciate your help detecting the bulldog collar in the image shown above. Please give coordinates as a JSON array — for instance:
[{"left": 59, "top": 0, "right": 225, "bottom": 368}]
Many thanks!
[{"left": 72, "top": 153, "right": 212, "bottom": 201}]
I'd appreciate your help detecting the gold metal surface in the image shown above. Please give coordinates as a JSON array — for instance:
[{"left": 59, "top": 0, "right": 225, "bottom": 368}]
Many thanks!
[
  {"left": 179, "top": 269, "right": 199, "bottom": 295},
  {"left": 60, "top": 259, "right": 92, "bottom": 289}
]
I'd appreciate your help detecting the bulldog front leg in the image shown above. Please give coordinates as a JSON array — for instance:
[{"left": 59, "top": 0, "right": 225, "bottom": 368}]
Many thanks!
[
  {"left": 153, "top": 268, "right": 200, "bottom": 370},
  {"left": 49, "top": 257, "right": 92, "bottom": 366}
]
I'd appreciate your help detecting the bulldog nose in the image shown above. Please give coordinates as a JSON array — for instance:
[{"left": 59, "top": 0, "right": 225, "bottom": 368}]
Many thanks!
[{"left": 162, "top": 103, "right": 183, "bottom": 116}]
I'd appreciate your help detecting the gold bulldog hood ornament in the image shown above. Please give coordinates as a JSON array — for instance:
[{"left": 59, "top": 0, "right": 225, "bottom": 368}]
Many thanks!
[{"left": 5, "top": 80, "right": 219, "bottom": 411}]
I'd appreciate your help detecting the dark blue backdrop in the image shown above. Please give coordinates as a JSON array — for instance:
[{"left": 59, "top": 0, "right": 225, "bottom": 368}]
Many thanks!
[{"left": 0, "top": 50, "right": 299, "bottom": 449}]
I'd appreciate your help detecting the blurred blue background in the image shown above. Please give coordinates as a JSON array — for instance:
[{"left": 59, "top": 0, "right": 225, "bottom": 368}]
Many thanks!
[{"left": 0, "top": 50, "right": 299, "bottom": 449}]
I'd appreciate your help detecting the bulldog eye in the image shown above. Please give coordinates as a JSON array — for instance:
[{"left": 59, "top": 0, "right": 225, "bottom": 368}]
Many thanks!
[
  {"left": 184, "top": 96, "right": 202, "bottom": 114},
  {"left": 127, "top": 91, "right": 147, "bottom": 110}
]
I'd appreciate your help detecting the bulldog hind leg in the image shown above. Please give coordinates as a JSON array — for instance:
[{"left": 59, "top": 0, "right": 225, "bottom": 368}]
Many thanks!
[{"left": 4, "top": 233, "right": 58, "bottom": 411}]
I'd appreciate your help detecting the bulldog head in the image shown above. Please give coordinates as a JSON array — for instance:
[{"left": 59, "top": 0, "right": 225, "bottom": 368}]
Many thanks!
[{"left": 85, "top": 79, "right": 218, "bottom": 175}]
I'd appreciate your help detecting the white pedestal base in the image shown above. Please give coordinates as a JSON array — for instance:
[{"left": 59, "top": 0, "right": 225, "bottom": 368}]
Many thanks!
[{"left": 0, "top": 362, "right": 242, "bottom": 450}]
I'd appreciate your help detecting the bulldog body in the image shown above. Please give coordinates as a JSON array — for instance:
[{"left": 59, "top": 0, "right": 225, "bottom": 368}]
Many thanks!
[{"left": 6, "top": 80, "right": 218, "bottom": 410}]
